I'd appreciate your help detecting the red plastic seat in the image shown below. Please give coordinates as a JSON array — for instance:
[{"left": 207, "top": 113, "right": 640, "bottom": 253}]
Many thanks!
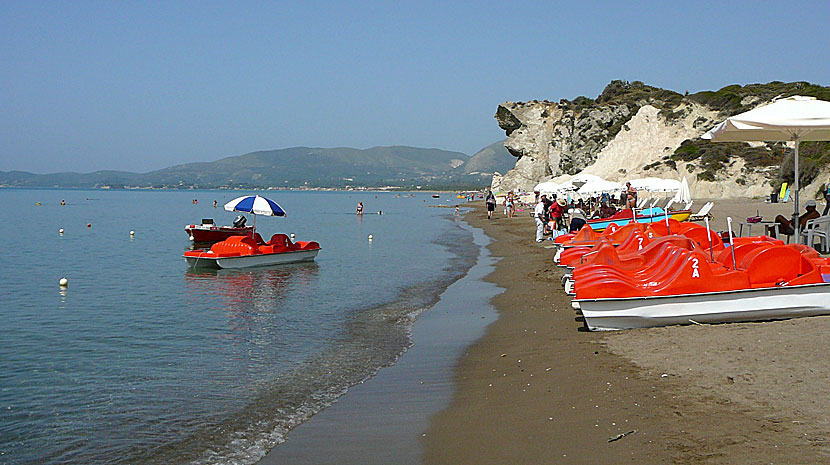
[{"left": 210, "top": 235, "right": 258, "bottom": 256}]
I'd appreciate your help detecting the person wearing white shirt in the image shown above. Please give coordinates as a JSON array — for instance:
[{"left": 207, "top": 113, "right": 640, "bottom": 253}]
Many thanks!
[{"left": 534, "top": 195, "right": 547, "bottom": 242}]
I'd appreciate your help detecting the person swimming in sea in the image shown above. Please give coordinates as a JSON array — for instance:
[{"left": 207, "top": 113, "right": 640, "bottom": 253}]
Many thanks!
[{"left": 356, "top": 201, "right": 364, "bottom": 215}]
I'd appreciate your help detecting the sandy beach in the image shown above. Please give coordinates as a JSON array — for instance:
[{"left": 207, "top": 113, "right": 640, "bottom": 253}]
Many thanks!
[{"left": 424, "top": 198, "right": 830, "bottom": 464}]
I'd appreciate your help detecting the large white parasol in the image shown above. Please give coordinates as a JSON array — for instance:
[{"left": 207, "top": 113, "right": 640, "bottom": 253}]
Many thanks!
[{"left": 703, "top": 96, "right": 830, "bottom": 236}]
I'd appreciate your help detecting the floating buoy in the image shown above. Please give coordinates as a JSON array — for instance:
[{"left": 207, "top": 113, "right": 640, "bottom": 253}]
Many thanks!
[
  {"left": 59, "top": 277, "right": 68, "bottom": 287},
  {"left": 130, "top": 230, "right": 135, "bottom": 237},
  {"left": 87, "top": 223, "right": 91, "bottom": 228},
  {"left": 368, "top": 234, "right": 373, "bottom": 241},
  {"left": 36, "top": 202, "right": 41, "bottom": 206},
  {"left": 59, "top": 228, "right": 64, "bottom": 235},
  {"left": 189, "top": 236, "right": 194, "bottom": 241}
]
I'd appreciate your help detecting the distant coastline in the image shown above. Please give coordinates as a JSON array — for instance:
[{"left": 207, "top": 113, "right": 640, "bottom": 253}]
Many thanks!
[{"left": 0, "top": 142, "right": 515, "bottom": 191}]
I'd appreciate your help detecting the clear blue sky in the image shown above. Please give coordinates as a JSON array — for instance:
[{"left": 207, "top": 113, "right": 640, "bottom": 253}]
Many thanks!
[{"left": 2, "top": 1, "right": 829, "bottom": 173}]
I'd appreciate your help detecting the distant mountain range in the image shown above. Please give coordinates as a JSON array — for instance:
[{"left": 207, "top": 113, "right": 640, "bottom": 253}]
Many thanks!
[{"left": 0, "top": 142, "right": 516, "bottom": 190}]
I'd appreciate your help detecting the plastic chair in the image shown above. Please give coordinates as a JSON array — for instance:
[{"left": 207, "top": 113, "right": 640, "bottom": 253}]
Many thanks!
[
  {"left": 801, "top": 216, "right": 830, "bottom": 252},
  {"left": 688, "top": 202, "right": 714, "bottom": 221}
]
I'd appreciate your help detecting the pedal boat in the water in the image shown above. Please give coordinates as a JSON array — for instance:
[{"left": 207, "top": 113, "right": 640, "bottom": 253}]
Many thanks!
[{"left": 184, "top": 234, "right": 320, "bottom": 269}]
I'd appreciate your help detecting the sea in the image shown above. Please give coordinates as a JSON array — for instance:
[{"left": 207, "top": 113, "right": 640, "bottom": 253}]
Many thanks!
[{"left": 0, "top": 189, "right": 480, "bottom": 464}]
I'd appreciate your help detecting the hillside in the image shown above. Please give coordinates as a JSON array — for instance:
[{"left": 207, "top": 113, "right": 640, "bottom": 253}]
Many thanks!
[
  {"left": 0, "top": 145, "right": 511, "bottom": 190},
  {"left": 456, "top": 140, "right": 514, "bottom": 175},
  {"left": 492, "top": 80, "right": 830, "bottom": 199}
]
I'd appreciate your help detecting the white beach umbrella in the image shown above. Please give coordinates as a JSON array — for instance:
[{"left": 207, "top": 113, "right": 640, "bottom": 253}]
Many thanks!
[
  {"left": 577, "top": 178, "right": 624, "bottom": 196},
  {"left": 655, "top": 178, "right": 682, "bottom": 193},
  {"left": 702, "top": 95, "right": 830, "bottom": 236},
  {"left": 629, "top": 177, "right": 673, "bottom": 192},
  {"left": 669, "top": 176, "right": 691, "bottom": 207},
  {"left": 534, "top": 181, "right": 560, "bottom": 195}
]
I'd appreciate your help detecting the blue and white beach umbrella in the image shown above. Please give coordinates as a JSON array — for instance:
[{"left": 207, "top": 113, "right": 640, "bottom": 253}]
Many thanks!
[{"left": 224, "top": 195, "right": 287, "bottom": 217}]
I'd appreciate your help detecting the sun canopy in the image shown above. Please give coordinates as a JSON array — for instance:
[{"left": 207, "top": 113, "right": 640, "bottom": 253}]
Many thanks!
[
  {"left": 703, "top": 96, "right": 830, "bottom": 235},
  {"left": 629, "top": 177, "right": 681, "bottom": 193},
  {"left": 702, "top": 95, "right": 830, "bottom": 142},
  {"left": 577, "top": 178, "right": 624, "bottom": 195},
  {"left": 224, "top": 195, "right": 287, "bottom": 217},
  {"left": 534, "top": 181, "right": 560, "bottom": 194}
]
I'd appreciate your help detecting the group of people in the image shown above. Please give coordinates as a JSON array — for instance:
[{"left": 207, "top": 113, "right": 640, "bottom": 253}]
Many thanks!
[
  {"left": 531, "top": 181, "right": 641, "bottom": 242},
  {"left": 485, "top": 190, "right": 517, "bottom": 219},
  {"left": 534, "top": 194, "right": 590, "bottom": 242}
]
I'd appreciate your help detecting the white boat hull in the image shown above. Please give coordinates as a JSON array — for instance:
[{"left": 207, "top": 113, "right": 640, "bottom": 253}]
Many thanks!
[
  {"left": 185, "top": 248, "right": 319, "bottom": 269},
  {"left": 576, "top": 283, "right": 830, "bottom": 331}
]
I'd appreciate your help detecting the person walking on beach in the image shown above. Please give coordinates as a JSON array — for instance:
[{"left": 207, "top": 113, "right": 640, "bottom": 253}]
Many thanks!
[
  {"left": 505, "top": 191, "right": 515, "bottom": 218},
  {"left": 535, "top": 194, "right": 547, "bottom": 242},
  {"left": 485, "top": 190, "right": 496, "bottom": 219}
]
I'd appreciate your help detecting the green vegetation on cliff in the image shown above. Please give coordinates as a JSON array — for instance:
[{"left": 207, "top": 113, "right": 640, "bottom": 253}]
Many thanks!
[{"left": 689, "top": 82, "right": 830, "bottom": 117}]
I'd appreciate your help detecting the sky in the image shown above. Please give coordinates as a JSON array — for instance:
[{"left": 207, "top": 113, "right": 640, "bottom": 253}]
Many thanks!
[{"left": 2, "top": 1, "right": 829, "bottom": 174}]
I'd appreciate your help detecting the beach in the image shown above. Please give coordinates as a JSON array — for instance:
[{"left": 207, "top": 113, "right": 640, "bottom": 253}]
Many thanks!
[{"left": 424, "top": 198, "right": 830, "bottom": 464}]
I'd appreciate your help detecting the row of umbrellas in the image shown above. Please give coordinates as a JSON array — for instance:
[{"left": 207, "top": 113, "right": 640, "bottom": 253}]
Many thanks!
[{"left": 534, "top": 175, "right": 686, "bottom": 197}]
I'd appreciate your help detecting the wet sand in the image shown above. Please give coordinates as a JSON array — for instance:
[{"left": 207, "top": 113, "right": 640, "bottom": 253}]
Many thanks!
[
  {"left": 259, "top": 223, "right": 501, "bottom": 464},
  {"left": 424, "top": 198, "right": 830, "bottom": 464}
]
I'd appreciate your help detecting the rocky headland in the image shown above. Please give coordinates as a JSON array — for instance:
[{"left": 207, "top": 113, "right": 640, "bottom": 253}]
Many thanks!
[{"left": 492, "top": 80, "right": 830, "bottom": 199}]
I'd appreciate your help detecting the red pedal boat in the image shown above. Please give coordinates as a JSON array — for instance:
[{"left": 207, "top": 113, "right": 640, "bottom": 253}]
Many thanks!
[{"left": 184, "top": 234, "right": 320, "bottom": 269}]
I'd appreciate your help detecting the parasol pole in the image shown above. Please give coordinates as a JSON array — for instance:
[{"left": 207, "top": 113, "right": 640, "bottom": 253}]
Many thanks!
[
  {"left": 704, "top": 216, "right": 714, "bottom": 263},
  {"left": 727, "top": 217, "right": 737, "bottom": 270},
  {"left": 792, "top": 136, "right": 801, "bottom": 239}
]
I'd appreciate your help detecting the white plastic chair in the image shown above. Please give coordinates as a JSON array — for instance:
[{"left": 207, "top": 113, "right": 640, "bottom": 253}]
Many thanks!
[{"left": 801, "top": 216, "right": 830, "bottom": 252}]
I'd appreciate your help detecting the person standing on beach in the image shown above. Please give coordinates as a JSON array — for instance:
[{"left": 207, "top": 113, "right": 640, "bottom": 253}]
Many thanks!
[
  {"left": 505, "top": 191, "right": 515, "bottom": 218},
  {"left": 625, "top": 182, "right": 638, "bottom": 209},
  {"left": 485, "top": 190, "right": 496, "bottom": 220},
  {"left": 567, "top": 202, "right": 588, "bottom": 232},
  {"left": 534, "top": 194, "right": 547, "bottom": 242},
  {"left": 549, "top": 196, "right": 565, "bottom": 230}
]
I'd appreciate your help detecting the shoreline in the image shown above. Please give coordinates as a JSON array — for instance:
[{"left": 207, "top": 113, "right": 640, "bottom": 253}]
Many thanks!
[
  {"left": 258, "top": 217, "right": 499, "bottom": 464},
  {"left": 424, "top": 200, "right": 829, "bottom": 463}
]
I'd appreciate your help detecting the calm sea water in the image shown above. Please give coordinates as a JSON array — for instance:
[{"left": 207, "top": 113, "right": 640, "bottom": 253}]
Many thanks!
[{"left": 0, "top": 189, "right": 477, "bottom": 464}]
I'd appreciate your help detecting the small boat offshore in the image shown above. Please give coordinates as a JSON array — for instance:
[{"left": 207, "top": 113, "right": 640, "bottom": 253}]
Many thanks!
[
  {"left": 184, "top": 195, "right": 320, "bottom": 269},
  {"left": 185, "top": 217, "right": 254, "bottom": 244}
]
